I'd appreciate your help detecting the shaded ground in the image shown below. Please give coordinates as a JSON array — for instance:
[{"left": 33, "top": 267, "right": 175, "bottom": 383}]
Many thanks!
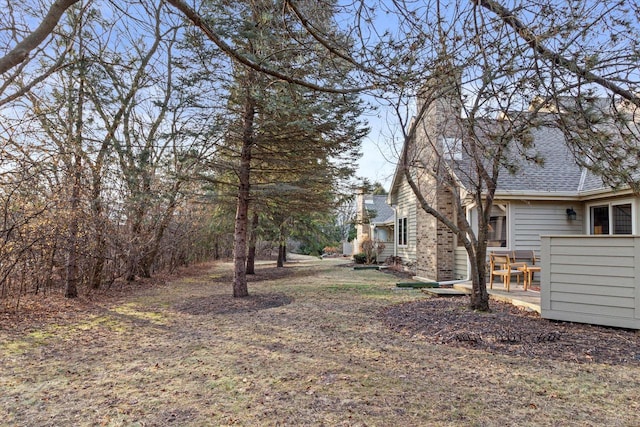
[
  {"left": 176, "top": 293, "right": 293, "bottom": 316},
  {"left": 382, "top": 297, "right": 640, "bottom": 365},
  {"left": 182, "top": 264, "right": 639, "bottom": 366},
  {"left": 1, "top": 257, "right": 639, "bottom": 426}
]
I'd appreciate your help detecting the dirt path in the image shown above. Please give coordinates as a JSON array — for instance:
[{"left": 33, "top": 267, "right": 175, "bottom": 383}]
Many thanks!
[{"left": 1, "top": 257, "right": 639, "bottom": 426}]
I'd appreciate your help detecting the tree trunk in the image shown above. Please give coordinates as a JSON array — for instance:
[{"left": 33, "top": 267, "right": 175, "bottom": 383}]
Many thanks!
[
  {"left": 125, "top": 212, "right": 144, "bottom": 282},
  {"left": 466, "top": 198, "right": 492, "bottom": 311},
  {"left": 65, "top": 36, "right": 85, "bottom": 299},
  {"left": 277, "top": 225, "right": 286, "bottom": 268},
  {"left": 88, "top": 181, "right": 107, "bottom": 289},
  {"left": 277, "top": 243, "right": 285, "bottom": 268},
  {"left": 65, "top": 151, "right": 81, "bottom": 299},
  {"left": 232, "top": 89, "right": 256, "bottom": 298},
  {"left": 89, "top": 237, "right": 106, "bottom": 289},
  {"left": 467, "top": 246, "right": 490, "bottom": 311},
  {"left": 246, "top": 211, "right": 258, "bottom": 275}
]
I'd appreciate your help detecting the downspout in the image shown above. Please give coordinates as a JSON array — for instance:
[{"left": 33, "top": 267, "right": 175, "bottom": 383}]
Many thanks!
[
  {"left": 392, "top": 206, "right": 397, "bottom": 257},
  {"left": 436, "top": 268, "right": 471, "bottom": 286}
]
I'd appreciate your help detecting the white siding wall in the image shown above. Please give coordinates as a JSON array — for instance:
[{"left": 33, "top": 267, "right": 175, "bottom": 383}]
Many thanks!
[
  {"left": 390, "top": 179, "right": 418, "bottom": 266},
  {"left": 540, "top": 235, "right": 640, "bottom": 329}
]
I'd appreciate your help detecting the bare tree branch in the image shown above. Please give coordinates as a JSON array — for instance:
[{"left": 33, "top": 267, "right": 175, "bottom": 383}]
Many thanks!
[
  {"left": 473, "top": 0, "right": 640, "bottom": 106},
  {"left": 0, "top": 0, "right": 81, "bottom": 75}
]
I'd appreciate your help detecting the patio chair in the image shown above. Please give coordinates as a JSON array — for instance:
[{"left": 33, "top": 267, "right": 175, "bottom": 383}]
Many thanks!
[
  {"left": 511, "top": 250, "right": 538, "bottom": 289},
  {"left": 511, "top": 250, "right": 536, "bottom": 266},
  {"left": 489, "top": 253, "right": 523, "bottom": 292}
]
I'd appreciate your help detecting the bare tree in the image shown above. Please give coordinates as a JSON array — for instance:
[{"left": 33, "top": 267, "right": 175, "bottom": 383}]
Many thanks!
[
  {"left": 363, "top": 0, "right": 640, "bottom": 310},
  {"left": 1, "top": 0, "right": 639, "bottom": 309}
]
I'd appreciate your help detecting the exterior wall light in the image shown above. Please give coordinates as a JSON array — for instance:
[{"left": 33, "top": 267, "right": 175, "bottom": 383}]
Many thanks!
[{"left": 566, "top": 208, "right": 577, "bottom": 220}]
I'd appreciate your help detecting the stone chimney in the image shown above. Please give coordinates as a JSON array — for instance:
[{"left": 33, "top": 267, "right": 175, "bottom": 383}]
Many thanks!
[
  {"left": 412, "top": 65, "right": 461, "bottom": 281},
  {"left": 354, "top": 188, "right": 370, "bottom": 254}
]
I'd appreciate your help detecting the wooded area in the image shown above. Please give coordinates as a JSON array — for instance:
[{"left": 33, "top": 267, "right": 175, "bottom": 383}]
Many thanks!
[
  {"left": 0, "top": 0, "right": 365, "bottom": 305},
  {"left": 1, "top": 0, "right": 639, "bottom": 308}
]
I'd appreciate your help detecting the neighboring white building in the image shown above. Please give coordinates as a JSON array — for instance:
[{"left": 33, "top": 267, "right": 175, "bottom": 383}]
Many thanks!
[{"left": 353, "top": 193, "right": 395, "bottom": 262}]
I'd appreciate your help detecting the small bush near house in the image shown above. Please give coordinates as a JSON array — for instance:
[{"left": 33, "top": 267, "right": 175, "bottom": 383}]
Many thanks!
[
  {"left": 323, "top": 246, "right": 339, "bottom": 256},
  {"left": 384, "top": 256, "right": 402, "bottom": 266},
  {"left": 353, "top": 253, "right": 368, "bottom": 264},
  {"left": 362, "top": 238, "right": 385, "bottom": 264}
]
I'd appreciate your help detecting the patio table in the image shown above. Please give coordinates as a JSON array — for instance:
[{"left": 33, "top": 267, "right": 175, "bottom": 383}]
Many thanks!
[{"left": 518, "top": 265, "right": 541, "bottom": 291}]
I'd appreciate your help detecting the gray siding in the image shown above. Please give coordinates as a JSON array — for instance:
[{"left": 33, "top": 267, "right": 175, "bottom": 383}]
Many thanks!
[
  {"left": 454, "top": 247, "right": 468, "bottom": 280},
  {"left": 510, "top": 201, "right": 583, "bottom": 253},
  {"left": 391, "top": 179, "right": 418, "bottom": 266},
  {"left": 541, "top": 235, "right": 640, "bottom": 329},
  {"left": 379, "top": 246, "right": 395, "bottom": 260}
]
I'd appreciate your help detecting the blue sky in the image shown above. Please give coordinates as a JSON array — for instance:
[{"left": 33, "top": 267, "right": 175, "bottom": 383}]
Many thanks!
[{"left": 356, "top": 112, "right": 399, "bottom": 191}]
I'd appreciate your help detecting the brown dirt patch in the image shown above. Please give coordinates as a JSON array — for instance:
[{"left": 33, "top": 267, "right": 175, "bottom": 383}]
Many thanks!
[{"left": 382, "top": 296, "right": 640, "bottom": 365}]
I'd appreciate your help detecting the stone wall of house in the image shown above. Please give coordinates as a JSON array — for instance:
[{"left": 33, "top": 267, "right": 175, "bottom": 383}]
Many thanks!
[
  {"left": 435, "top": 186, "right": 455, "bottom": 281},
  {"left": 412, "top": 71, "right": 460, "bottom": 281},
  {"left": 415, "top": 194, "right": 438, "bottom": 280},
  {"left": 413, "top": 183, "right": 456, "bottom": 281},
  {"left": 354, "top": 191, "right": 370, "bottom": 254}
]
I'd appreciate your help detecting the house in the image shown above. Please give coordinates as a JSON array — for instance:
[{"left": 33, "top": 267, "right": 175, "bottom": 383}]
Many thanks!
[
  {"left": 353, "top": 192, "right": 395, "bottom": 262},
  {"left": 387, "top": 81, "right": 639, "bottom": 284}
]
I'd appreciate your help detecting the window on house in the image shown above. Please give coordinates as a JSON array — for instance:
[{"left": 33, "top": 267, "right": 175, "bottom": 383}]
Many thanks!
[
  {"left": 375, "top": 227, "right": 391, "bottom": 243},
  {"left": 398, "top": 217, "right": 408, "bottom": 246},
  {"left": 591, "top": 205, "right": 609, "bottom": 235},
  {"left": 487, "top": 204, "right": 507, "bottom": 247},
  {"left": 613, "top": 204, "right": 632, "bottom": 234},
  {"left": 590, "top": 202, "right": 633, "bottom": 235},
  {"left": 442, "top": 137, "right": 462, "bottom": 160}
]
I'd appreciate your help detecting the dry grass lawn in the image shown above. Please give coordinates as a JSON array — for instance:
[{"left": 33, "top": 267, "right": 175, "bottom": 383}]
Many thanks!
[{"left": 1, "top": 255, "right": 639, "bottom": 426}]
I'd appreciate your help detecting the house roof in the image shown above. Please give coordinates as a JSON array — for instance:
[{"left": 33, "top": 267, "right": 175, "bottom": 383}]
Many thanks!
[
  {"left": 388, "top": 99, "right": 635, "bottom": 203},
  {"left": 494, "top": 126, "right": 596, "bottom": 194},
  {"left": 432, "top": 120, "right": 610, "bottom": 199},
  {"left": 364, "top": 194, "right": 395, "bottom": 225}
]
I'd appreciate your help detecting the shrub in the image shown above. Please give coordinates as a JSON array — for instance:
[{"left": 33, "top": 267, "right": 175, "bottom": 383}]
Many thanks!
[
  {"left": 353, "top": 253, "right": 367, "bottom": 264},
  {"left": 323, "top": 246, "right": 339, "bottom": 255},
  {"left": 361, "top": 238, "right": 385, "bottom": 264}
]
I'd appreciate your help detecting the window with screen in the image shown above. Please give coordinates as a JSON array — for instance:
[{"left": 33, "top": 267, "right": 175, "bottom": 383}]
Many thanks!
[{"left": 590, "top": 202, "right": 633, "bottom": 235}]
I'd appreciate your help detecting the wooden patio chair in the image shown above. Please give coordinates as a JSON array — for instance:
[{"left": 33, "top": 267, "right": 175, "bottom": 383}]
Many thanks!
[
  {"left": 489, "top": 253, "right": 523, "bottom": 292},
  {"left": 511, "top": 250, "right": 538, "bottom": 290},
  {"left": 511, "top": 250, "right": 536, "bottom": 266}
]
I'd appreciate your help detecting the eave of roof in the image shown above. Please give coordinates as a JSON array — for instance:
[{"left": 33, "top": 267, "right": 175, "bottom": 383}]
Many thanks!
[{"left": 490, "top": 185, "right": 634, "bottom": 201}]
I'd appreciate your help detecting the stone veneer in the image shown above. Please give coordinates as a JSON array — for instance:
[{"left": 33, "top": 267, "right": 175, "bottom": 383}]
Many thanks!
[{"left": 413, "top": 73, "right": 459, "bottom": 281}]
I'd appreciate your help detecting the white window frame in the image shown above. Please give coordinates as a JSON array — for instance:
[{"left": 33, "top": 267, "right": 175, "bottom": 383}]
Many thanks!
[
  {"left": 397, "top": 216, "right": 408, "bottom": 247},
  {"left": 587, "top": 199, "right": 636, "bottom": 235},
  {"left": 468, "top": 202, "right": 511, "bottom": 251},
  {"left": 486, "top": 203, "right": 509, "bottom": 250}
]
